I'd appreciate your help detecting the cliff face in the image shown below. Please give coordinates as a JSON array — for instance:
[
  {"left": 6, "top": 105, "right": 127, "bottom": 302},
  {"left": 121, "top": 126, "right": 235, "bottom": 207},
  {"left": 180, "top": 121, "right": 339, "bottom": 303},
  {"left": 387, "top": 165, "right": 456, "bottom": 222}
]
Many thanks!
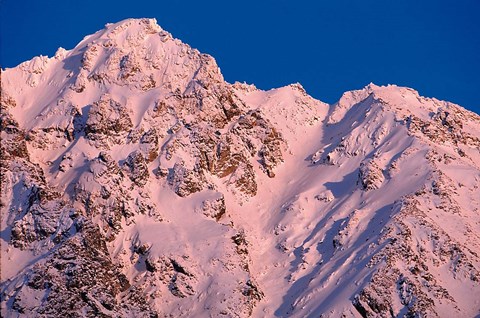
[{"left": 1, "top": 18, "right": 480, "bottom": 318}]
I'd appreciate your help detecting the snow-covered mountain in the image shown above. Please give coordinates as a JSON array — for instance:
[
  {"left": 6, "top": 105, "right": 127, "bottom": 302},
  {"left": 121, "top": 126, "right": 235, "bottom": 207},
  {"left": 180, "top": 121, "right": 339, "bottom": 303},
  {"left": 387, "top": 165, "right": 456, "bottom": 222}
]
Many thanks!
[{"left": 1, "top": 18, "right": 479, "bottom": 318}]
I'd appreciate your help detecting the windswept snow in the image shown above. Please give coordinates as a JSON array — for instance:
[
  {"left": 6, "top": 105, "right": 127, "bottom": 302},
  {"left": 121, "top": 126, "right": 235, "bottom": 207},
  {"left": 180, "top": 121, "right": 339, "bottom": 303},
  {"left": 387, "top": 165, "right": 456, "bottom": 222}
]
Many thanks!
[{"left": 1, "top": 18, "right": 480, "bottom": 318}]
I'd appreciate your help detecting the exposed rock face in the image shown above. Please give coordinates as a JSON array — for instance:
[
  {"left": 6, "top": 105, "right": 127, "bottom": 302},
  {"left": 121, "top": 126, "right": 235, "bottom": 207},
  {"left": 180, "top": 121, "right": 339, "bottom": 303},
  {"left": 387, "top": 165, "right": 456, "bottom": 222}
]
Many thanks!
[
  {"left": 125, "top": 151, "right": 149, "bottom": 187},
  {"left": 85, "top": 95, "right": 133, "bottom": 148},
  {"left": 199, "top": 194, "right": 226, "bottom": 220},
  {"left": 11, "top": 196, "right": 71, "bottom": 249},
  {"left": 10, "top": 222, "right": 154, "bottom": 317},
  {"left": 139, "top": 128, "right": 159, "bottom": 162},
  {"left": 168, "top": 161, "right": 208, "bottom": 197},
  {"left": 2, "top": 19, "right": 480, "bottom": 318},
  {"left": 358, "top": 159, "right": 385, "bottom": 190}
]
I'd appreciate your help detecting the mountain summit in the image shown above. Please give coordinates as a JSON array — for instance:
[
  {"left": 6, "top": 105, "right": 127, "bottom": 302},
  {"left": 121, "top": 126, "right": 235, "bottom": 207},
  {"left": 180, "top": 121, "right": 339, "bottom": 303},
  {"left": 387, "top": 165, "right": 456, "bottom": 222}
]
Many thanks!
[{"left": 1, "top": 18, "right": 480, "bottom": 318}]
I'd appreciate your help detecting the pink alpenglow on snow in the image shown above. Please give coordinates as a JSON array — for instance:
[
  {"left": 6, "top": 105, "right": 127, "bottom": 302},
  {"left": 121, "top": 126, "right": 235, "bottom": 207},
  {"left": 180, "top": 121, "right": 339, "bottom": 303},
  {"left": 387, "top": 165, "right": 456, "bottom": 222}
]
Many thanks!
[{"left": 1, "top": 18, "right": 480, "bottom": 318}]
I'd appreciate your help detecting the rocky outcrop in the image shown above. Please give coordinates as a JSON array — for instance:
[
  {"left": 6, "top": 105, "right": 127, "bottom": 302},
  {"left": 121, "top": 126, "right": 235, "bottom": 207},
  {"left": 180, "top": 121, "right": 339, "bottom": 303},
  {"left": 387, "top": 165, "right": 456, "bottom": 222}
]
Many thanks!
[
  {"left": 139, "top": 128, "right": 159, "bottom": 162},
  {"left": 406, "top": 107, "right": 480, "bottom": 149},
  {"left": 85, "top": 95, "right": 133, "bottom": 148},
  {"left": 353, "top": 195, "right": 479, "bottom": 317},
  {"left": 198, "top": 194, "right": 226, "bottom": 221},
  {"left": 168, "top": 161, "right": 208, "bottom": 197},
  {"left": 9, "top": 222, "right": 154, "bottom": 317},
  {"left": 156, "top": 101, "right": 284, "bottom": 198},
  {"left": 11, "top": 196, "right": 72, "bottom": 249},
  {"left": 358, "top": 159, "right": 385, "bottom": 191},
  {"left": 124, "top": 151, "right": 149, "bottom": 187}
]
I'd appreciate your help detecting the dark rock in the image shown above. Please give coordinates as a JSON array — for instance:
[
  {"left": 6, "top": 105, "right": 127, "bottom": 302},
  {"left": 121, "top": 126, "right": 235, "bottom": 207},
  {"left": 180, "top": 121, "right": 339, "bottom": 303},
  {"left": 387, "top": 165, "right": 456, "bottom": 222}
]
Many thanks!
[
  {"left": 169, "top": 162, "right": 207, "bottom": 197},
  {"left": 125, "top": 151, "right": 149, "bottom": 187},
  {"left": 140, "top": 128, "right": 159, "bottom": 162},
  {"left": 85, "top": 96, "right": 133, "bottom": 144}
]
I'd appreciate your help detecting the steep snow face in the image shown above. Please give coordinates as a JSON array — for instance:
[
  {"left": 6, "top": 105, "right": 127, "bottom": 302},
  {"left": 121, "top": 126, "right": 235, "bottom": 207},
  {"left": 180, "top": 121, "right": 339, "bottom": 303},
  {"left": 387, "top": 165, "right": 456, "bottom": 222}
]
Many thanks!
[
  {"left": 236, "top": 84, "right": 480, "bottom": 318},
  {"left": 3, "top": 18, "right": 223, "bottom": 132},
  {"left": 2, "top": 18, "right": 480, "bottom": 318}
]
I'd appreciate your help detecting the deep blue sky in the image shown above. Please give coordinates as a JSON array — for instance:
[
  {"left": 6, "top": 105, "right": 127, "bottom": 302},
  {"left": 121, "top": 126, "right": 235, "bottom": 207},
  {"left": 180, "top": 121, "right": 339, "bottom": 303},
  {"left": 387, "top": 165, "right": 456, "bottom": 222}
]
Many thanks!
[{"left": 1, "top": 0, "right": 479, "bottom": 113}]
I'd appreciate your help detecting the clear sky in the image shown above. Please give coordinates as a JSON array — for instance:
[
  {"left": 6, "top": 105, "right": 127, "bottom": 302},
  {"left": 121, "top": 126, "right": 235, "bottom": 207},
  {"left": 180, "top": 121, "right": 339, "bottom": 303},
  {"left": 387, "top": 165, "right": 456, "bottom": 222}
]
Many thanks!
[{"left": 1, "top": 0, "right": 479, "bottom": 113}]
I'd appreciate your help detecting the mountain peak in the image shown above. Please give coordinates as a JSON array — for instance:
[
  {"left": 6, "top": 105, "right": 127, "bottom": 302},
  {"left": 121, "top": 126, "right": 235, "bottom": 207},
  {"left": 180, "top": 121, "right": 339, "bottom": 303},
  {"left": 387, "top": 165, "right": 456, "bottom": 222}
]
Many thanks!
[
  {"left": 94, "top": 18, "right": 165, "bottom": 48},
  {"left": 336, "top": 83, "right": 421, "bottom": 108},
  {"left": 2, "top": 17, "right": 224, "bottom": 131},
  {"left": 328, "top": 82, "right": 447, "bottom": 125},
  {"left": 105, "top": 17, "right": 161, "bottom": 31},
  {"left": 2, "top": 19, "right": 480, "bottom": 318}
]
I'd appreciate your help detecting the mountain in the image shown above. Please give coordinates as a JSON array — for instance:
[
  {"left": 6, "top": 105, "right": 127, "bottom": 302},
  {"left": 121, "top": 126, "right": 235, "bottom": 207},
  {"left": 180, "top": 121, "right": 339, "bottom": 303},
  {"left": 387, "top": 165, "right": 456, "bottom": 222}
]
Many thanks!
[{"left": 1, "top": 18, "right": 480, "bottom": 318}]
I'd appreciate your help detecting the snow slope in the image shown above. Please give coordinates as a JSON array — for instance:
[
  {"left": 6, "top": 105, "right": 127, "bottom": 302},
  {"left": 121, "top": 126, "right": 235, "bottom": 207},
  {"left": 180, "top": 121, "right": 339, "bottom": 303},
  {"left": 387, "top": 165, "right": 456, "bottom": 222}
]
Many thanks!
[{"left": 1, "top": 18, "right": 479, "bottom": 318}]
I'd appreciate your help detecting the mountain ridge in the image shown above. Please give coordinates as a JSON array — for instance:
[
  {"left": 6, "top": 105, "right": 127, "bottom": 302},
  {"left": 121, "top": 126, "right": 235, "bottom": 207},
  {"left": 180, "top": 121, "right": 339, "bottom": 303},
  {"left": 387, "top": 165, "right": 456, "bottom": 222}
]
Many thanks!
[{"left": 1, "top": 18, "right": 480, "bottom": 318}]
